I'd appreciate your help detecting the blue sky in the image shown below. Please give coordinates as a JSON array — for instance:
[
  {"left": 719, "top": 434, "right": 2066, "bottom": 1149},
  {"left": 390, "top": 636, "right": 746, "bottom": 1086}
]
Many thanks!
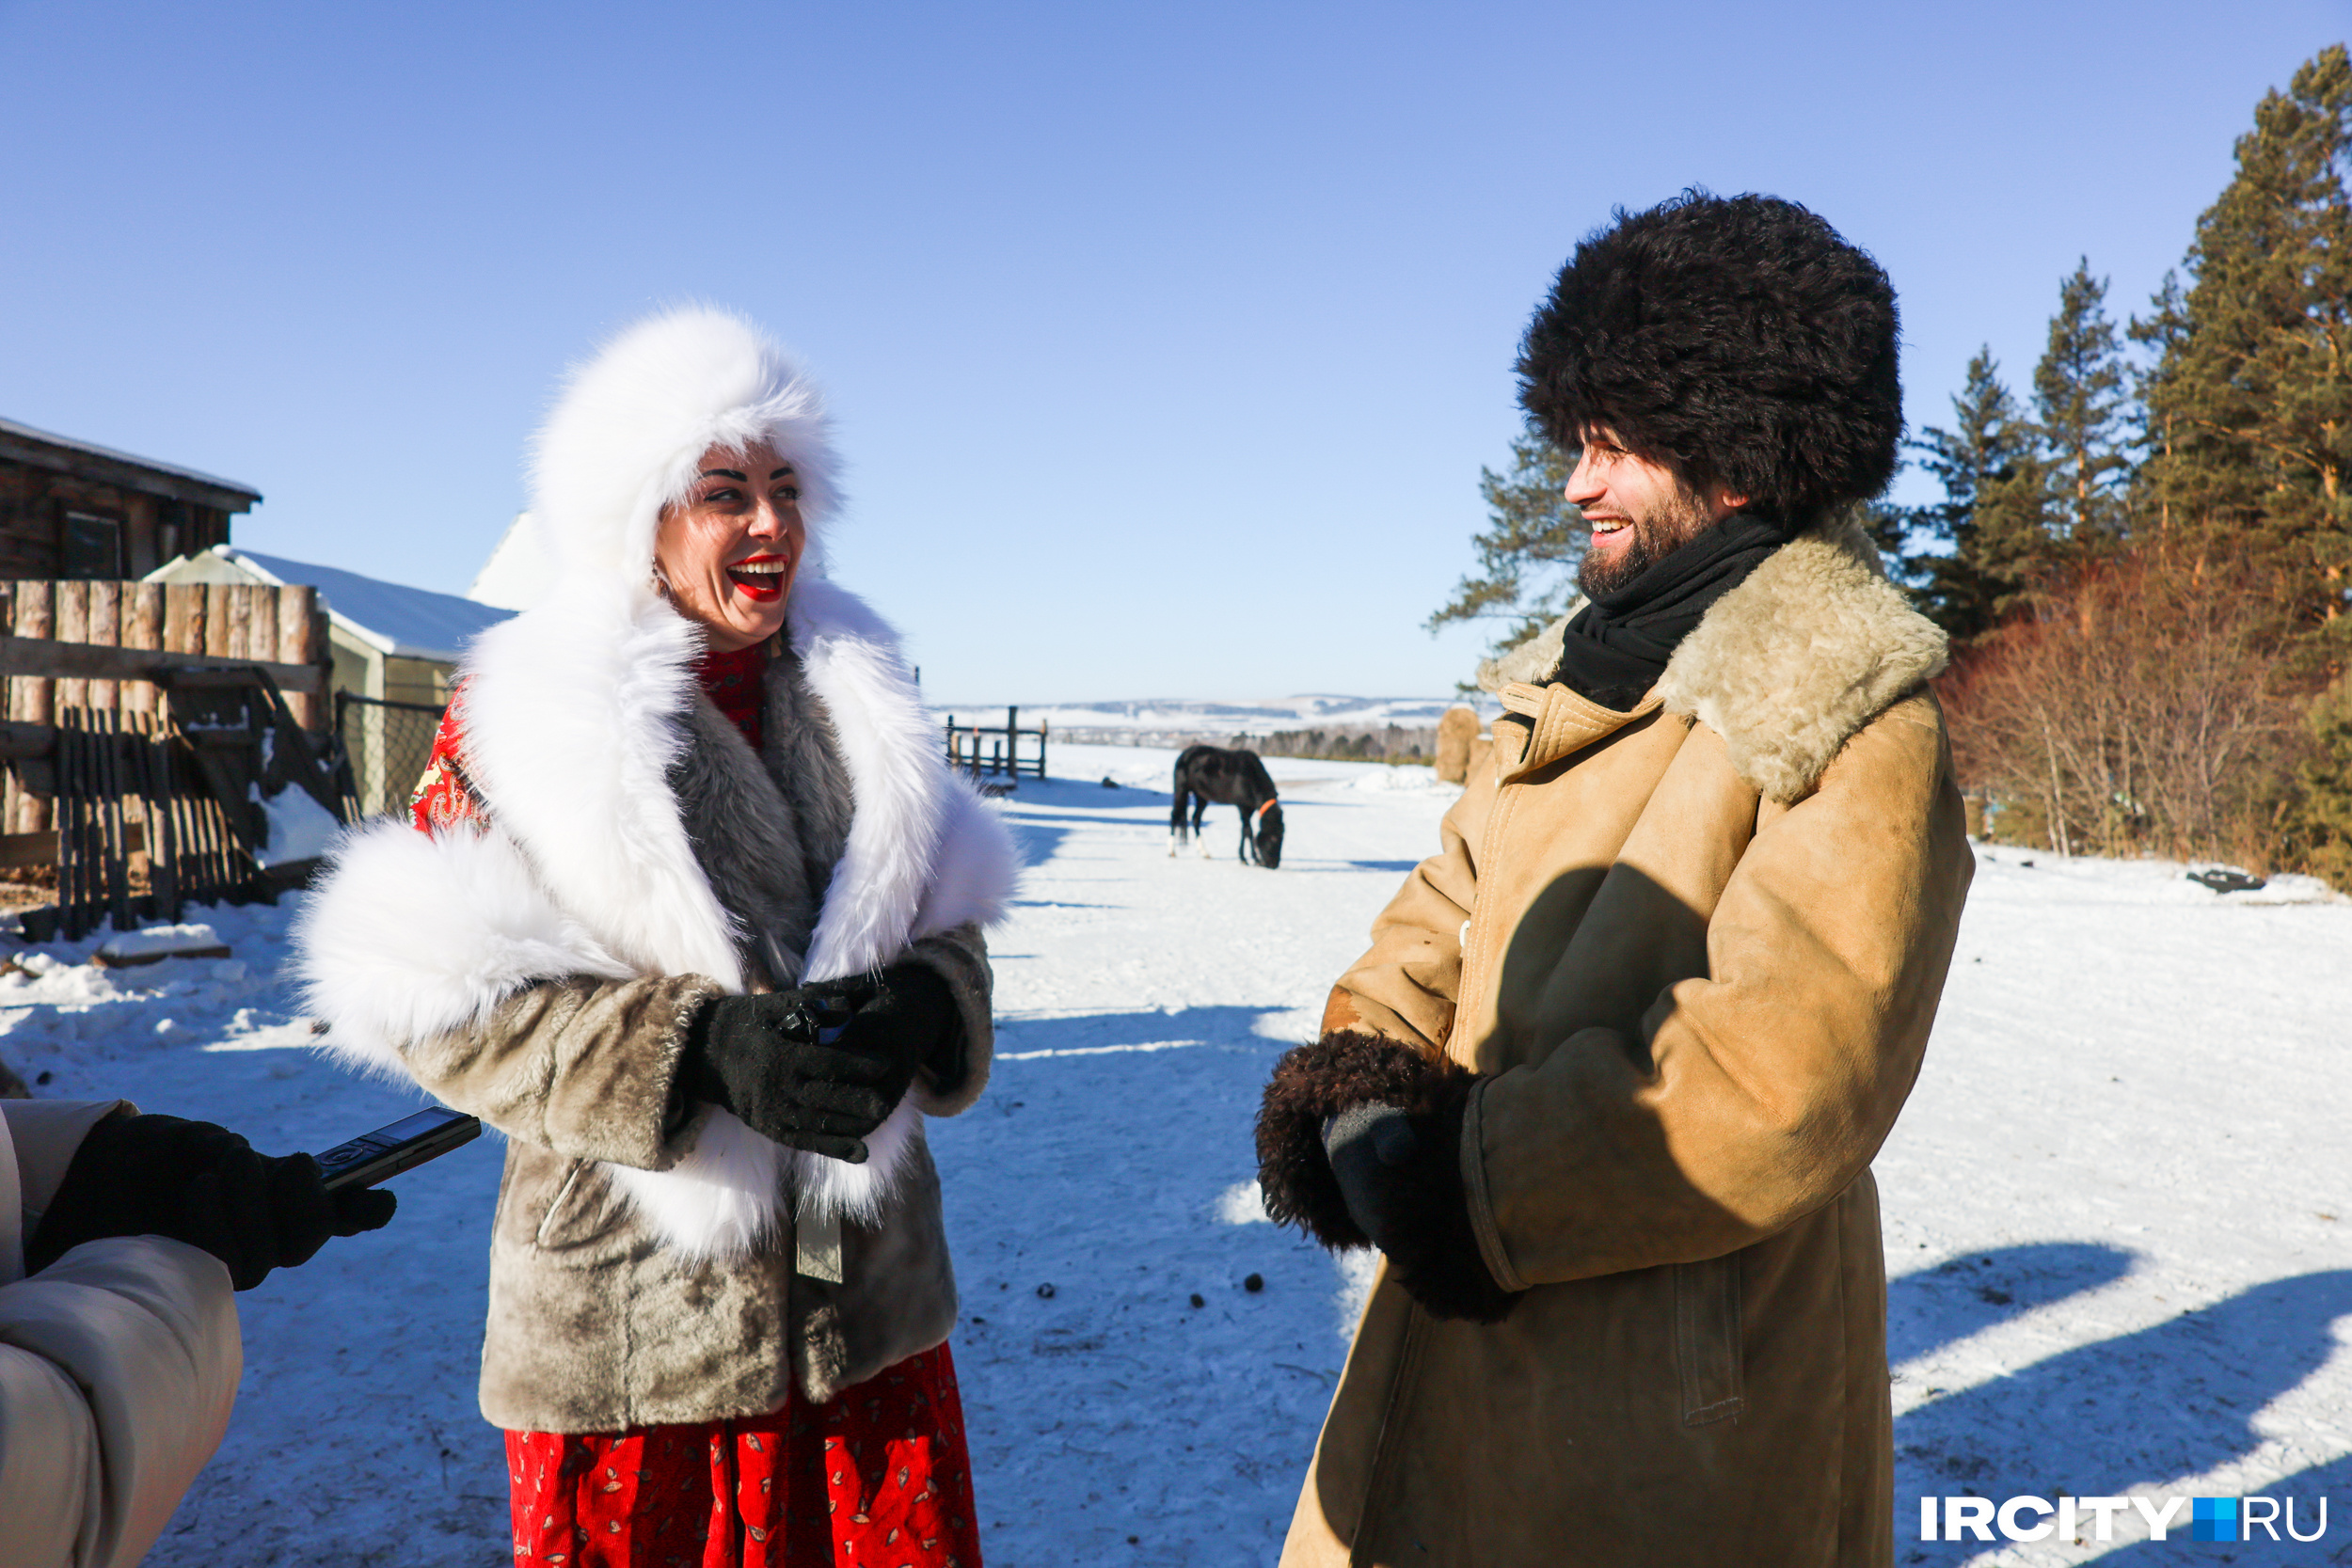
[{"left": 3, "top": 1, "right": 2345, "bottom": 703}]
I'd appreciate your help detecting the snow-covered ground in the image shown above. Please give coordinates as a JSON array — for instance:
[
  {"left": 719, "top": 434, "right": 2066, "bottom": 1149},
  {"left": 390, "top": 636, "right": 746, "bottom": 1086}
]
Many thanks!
[
  {"left": 5, "top": 740, "right": 2349, "bottom": 1566},
  {"left": 930, "top": 693, "right": 1492, "bottom": 743}
]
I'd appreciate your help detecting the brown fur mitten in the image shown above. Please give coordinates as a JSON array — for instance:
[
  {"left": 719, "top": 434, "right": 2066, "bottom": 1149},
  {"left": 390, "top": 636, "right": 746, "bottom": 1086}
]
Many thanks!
[
  {"left": 1254, "top": 1032, "right": 1518, "bottom": 1323},
  {"left": 1257, "top": 1032, "right": 1458, "bottom": 1247}
]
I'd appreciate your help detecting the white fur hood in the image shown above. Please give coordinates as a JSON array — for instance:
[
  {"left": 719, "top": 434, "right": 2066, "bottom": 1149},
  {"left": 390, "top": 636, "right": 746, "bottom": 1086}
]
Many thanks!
[{"left": 528, "top": 305, "right": 843, "bottom": 588}]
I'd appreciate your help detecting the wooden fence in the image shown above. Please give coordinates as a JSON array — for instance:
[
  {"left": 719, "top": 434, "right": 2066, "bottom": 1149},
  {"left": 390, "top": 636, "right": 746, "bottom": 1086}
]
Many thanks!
[
  {"left": 0, "top": 580, "right": 342, "bottom": 940},
  {"left": 944, "top": 706, "right": 1047, "bottom": 784},
  {"left": 2, "top": 580, "right": 328, "bottom": 835},
  {"left": 46, "top": 706, "right": 255, "bottom": 939}
]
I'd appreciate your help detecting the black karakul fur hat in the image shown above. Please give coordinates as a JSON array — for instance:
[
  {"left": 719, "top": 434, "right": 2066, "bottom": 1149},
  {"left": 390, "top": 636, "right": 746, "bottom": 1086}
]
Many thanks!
[{"left": 1518, "top": 190, "right": 1903, "bottom": 524}]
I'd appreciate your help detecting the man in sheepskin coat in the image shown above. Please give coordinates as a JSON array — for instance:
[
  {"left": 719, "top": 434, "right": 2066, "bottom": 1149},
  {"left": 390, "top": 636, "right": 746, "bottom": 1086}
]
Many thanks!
[
  {"left": 1256, "top": 193, "right": 1973, "bottom": 1566},
  {"left": 295, "top": 309, "right": 1016, "bottom": 1562}
]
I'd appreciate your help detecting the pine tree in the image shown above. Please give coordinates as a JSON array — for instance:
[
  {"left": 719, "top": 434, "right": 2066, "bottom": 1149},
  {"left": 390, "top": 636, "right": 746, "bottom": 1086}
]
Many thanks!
[
  {"left": 1428, "top": 423, "right": 1586, "bottom": 654},
  {"left": 1858, "top": 500, "right": 1918, "bottom": 588},
  {"left": 1904, "top": 348, "right": 2039, "bottom": 636},
  {"left": 2138, "top": 44, "right": 2352, "bottom": 660},
  {"left": 2285, "top": 675, "right": 2352, "bottom": 889},
  {"left": 2032, "top": 260, "right": 2133, "bottom": 546},
  {"left": 1902, "top": 265, "right": 2128, "bottom": 642},
  {"left": 2125, "top": 271, "right": 2192, "bottom": 546}
]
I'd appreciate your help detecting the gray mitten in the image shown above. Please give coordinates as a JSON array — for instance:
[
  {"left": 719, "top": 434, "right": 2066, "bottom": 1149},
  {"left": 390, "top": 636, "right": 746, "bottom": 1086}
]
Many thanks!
[{"left": 1322, "top": 1101, "right": 1422, "bottom": 1249}]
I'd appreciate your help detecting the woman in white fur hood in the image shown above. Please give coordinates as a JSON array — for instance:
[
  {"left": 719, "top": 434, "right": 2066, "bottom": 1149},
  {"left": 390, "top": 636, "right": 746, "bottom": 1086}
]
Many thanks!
[{"left": 294, "top": 307, "right": 1014, "bottom": 1566}]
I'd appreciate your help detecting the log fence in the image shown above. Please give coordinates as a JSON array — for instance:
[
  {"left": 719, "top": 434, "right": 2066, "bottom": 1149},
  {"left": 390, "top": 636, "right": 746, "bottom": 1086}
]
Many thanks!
[
  {"left": 4, "top": 579, "right": 329, "bottom": 835},
  {"left": 0, "top": 580, "right": 346, "bottom": 941}
]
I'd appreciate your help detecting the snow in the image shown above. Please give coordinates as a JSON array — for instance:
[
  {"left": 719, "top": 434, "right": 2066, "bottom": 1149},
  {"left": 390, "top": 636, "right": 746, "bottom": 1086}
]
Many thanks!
[
  {"left": 237, "top": 548, "right": 516, "bottom": 662},
  {"left": 466, "top": 512, "right": 551, "bottom": 611},
  {"left": 91, "top": 924, "right": 225, "bottom": 963},
  {"left": 249, "top": 782, "right": 342, "bottom": 866},
  {"left": 0, "top": 415, "right": 260, "bottom": 502},
  {"left": 5, "top": 745, "right": 2349, "bottom": 1565}
]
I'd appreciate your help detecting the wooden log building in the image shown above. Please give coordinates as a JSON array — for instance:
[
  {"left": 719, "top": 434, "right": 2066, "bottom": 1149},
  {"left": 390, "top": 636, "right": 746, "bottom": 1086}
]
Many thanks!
[
  {"left": 0, "top": 417, "right": 259, "bottom": 580},
  {"left": 0, "top": 418, "right": 287, "bottom": 842}
]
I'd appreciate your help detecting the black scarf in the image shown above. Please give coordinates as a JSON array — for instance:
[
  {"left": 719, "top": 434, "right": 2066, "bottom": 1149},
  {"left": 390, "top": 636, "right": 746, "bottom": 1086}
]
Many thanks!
[{"left": 1549, "top": 512, "right": 1787, "bottom": 709}]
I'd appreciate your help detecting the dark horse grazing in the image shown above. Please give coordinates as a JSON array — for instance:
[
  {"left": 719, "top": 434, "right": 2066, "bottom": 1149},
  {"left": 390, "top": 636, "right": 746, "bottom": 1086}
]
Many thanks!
[{"left": 1170, "top": 745, "right": 1284, "bottom": 867}]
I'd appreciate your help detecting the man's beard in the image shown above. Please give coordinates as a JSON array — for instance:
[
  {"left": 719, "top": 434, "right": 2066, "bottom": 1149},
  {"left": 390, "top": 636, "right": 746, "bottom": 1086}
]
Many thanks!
[{"left": 1578, "top": 489, "right": 1721, "bottom": 597}]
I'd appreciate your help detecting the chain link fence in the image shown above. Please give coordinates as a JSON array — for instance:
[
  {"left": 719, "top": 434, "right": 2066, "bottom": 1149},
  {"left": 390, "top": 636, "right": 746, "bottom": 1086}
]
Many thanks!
[{"left": 336, "top": 691, "right": 448, "bottom": 820}]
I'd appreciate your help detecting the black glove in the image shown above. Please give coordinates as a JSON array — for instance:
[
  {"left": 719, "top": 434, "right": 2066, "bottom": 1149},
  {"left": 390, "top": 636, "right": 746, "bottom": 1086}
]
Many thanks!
[
  {"left": 1257, "top": 1031, "right": 1518, "bottom": 1323},
  {"left": 26, "top": 1111, "right": 398, "bottom": 1290},
  {"left": 1323, "top": 1101, "right": 1422, "bottom": 1250},
  {"left": 850, "top": 960, "right": 966, "bottom": 1097},
  {"left": 681, "top": 962, "right": 961, "bottom": 1163}
]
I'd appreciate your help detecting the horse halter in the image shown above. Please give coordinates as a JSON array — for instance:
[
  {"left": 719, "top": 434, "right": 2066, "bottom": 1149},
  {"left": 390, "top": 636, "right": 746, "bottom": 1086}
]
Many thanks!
[{"left": 1255, "top": 798, "right": 1279, "bottom": 819}]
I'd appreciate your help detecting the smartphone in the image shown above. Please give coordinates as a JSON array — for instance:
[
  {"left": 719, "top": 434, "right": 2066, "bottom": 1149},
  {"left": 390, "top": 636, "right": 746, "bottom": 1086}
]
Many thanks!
[
  {"left": 314, "top": 1106, "right": 482, "bottom": 1192},
  {"left": 811, "top": 991, "right": 857, "bottom": 1046}
]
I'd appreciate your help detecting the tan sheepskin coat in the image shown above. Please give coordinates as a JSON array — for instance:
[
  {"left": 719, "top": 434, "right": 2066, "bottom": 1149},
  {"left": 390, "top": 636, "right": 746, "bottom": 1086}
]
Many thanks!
[{"left": 1282, "top": 515, "right": 1975, "bottom": 1567}]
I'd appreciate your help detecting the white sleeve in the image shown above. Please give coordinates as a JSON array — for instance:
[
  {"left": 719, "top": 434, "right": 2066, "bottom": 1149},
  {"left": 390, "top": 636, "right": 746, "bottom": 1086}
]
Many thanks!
[{"left": 0, "top": 1236, "right": 241, "bottom": 1568}]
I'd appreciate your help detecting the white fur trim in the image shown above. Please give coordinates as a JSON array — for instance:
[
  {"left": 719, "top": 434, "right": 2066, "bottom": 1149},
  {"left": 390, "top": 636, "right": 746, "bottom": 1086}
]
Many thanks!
[
  {"left": 460, "top": 581, "right": 748, "bottom": 990},
  {"left": 779, "top": 576, "right": 1011, "bottom": 1221},
  {"left": 917, "top": 781, "right": 1019, "bottom": 938},
  {"left": 602, "top": 1113, "right": 787, "bottom": 1262},
  {"left": 532, "top": 307, "right": 841, "bottom": 584},
  {"left": 294, "top": 820, "right": 634, "bottom": 1081},
  {"left": 789, "top": 577, "right": 947, "bottom": 984},
  {"left": 298, "top": 564, "right": 1014, "bottom": 1257}
]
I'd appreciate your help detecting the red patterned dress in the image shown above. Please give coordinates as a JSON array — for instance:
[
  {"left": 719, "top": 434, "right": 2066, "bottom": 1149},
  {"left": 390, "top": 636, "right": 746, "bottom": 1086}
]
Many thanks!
[{"left": 410, "top": 651, "right": 986, "bottom": 1568}]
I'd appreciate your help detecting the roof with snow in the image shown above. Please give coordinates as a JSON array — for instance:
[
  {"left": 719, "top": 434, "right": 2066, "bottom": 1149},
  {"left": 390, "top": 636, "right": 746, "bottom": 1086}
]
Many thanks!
[
  {"left": 0, "top": 415, "right": 261, "bottom": 512},
  {"left": 148, "top": 546, "right": 513, "bottom": 663}
]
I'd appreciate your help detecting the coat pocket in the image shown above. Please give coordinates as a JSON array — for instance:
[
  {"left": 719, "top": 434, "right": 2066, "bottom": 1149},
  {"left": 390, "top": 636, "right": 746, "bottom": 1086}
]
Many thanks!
[
  {"left": 1673, "top": 1252, "right": 1745, "bottom": 1425},
  {"left": 495, "top": 1151, "right": 632, "bottom": 1265}
]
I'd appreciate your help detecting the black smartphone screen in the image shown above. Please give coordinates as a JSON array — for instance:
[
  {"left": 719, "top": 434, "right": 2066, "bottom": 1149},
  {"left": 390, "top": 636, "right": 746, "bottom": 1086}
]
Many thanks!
[{"left": 314, "top": 1106, "right": 482, "bottom": 1191}]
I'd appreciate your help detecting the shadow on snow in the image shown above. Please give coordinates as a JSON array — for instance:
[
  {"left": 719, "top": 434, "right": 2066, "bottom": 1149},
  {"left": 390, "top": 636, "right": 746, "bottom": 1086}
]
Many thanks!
[
  {"left": 1890, "top": 1252, "right": 2352, "bottom": 1565},
  {"left": 992, "top": 1003, "right": 1300, "bottom": 1060}
]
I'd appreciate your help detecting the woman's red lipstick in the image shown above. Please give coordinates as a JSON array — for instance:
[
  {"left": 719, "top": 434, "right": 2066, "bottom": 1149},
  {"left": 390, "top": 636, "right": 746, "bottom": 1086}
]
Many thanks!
[{"left": 725, "top": 554, "right": 790, "bottom": 602}]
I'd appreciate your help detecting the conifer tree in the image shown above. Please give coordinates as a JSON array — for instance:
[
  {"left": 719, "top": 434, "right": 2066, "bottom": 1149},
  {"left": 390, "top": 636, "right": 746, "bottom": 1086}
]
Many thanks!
[
  {"left": 1904, "top": 265, "right": 2128, "bottom": 641},
  {"left": 2285, "top": 675, "right": 2352, "bottom": 887},
  {"left": 2126, "top": 271, "right": 2192, "bottom": 545},
  {"left": 2032, "top": 260, "right": 2133, "bottom": 546},
  {"left": 1905, "top": 348, "right": 2038, "bottom": 636},
  {"left": 2138, "top": 44, "right": 2352, "bottom": 654},
  {"left": 1428, "top": 423, "right": 1586, "bottom": 654}
]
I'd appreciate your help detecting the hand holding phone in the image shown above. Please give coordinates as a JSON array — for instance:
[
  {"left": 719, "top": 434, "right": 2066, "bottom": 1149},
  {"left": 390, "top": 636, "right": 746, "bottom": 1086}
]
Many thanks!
[
  {"left": 313, "top": 1106, "right": 482, "bottom": 1192},
  {"left": 26, "top": 1110, "right": 410, "bottom": 1290}
]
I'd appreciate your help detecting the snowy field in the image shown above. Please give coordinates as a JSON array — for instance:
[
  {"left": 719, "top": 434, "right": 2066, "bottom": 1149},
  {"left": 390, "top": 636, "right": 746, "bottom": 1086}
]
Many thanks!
[
  {"left": 4, "top": 739, "right": 2349, "bottom": 1566},
  {"left": 930, "top": 694, "right": 1482, "bottom": 740}
]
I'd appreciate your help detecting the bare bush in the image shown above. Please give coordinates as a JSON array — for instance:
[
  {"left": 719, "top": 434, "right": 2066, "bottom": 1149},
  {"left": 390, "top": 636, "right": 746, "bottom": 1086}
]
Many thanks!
[{"left": 1938, "top": 550, "right": 2310, "bottom": 863}]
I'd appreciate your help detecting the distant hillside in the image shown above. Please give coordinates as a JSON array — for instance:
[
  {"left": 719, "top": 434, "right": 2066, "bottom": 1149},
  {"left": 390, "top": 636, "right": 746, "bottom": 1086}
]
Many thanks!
[{"left": 928, "top": 695, "right": 1499, "bottom": 761}]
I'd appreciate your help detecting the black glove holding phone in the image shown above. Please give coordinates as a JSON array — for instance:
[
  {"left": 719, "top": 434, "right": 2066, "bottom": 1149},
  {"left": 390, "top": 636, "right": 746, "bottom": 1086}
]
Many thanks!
[
  {"left": 680, "top": 962, "right": 964, "bottom": 1163},
  {"left": 27, "top": 1110, "right": 398, "bottom": 1290}
]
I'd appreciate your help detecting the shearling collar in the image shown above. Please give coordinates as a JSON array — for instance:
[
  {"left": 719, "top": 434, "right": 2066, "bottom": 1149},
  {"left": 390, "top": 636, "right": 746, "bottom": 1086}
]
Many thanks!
[{"left": 1479, "top": 513, "right": 1947, "bottom": 802}]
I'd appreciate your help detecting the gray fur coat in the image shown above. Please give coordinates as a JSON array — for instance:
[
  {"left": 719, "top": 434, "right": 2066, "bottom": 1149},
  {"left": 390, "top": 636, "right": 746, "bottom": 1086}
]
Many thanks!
[{"left": 297, "top": 578, "right": 1015, "bottom": 1433}]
